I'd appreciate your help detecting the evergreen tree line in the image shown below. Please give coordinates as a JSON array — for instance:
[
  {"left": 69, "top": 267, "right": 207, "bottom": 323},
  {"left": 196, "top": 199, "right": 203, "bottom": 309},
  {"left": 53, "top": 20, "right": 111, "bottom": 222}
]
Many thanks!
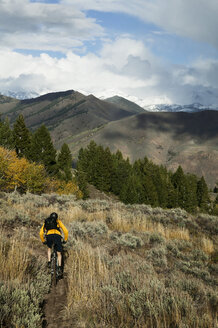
[
  {"left": 77, "top": 141, "right": 217, "bottom": 214},
  {"left": 0, "top": 114, "right": 72, "bottom": 183}
]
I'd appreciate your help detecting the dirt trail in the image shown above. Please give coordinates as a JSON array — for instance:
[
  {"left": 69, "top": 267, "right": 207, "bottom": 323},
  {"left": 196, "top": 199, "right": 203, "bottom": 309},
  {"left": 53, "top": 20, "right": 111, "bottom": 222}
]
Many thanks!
[
  {"left": 42, "top": 274, "right": 72, "bottom": 328},
  {"left": 29, "top": 228, "right": 74, "bottom": 327}
]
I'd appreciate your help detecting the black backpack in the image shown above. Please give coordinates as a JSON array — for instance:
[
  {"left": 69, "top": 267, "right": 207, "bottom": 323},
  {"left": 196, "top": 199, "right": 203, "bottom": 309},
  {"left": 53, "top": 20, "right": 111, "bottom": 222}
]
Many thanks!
[{"left": 44, "top": 216, "right": 59, "bottom": 231}]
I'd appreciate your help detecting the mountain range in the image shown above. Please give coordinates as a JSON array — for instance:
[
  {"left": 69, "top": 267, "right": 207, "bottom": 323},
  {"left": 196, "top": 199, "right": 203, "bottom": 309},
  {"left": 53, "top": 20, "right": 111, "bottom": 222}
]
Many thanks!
[
  {"left": 0, "top": 90, "right": 217, "bottom": 187},
  {"left": 2, "top": 89, "right": 218, "bottom": 112}
]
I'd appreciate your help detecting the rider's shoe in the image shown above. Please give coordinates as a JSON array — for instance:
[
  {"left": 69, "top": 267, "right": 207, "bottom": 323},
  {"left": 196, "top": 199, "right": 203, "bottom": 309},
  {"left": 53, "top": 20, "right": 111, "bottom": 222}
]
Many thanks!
[{"left": 47, "top": 261, "right": 51, "bottom": 269}]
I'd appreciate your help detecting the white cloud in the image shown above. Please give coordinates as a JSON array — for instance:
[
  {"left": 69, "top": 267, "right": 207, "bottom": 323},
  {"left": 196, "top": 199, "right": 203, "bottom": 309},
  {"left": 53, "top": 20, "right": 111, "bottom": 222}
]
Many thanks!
[
  {"left": 2, "top": 1, "right": 218, "bottom": 52},
  {"left": 1, "top": 36, "right": 218, "bottom": 105},
  {"left": 0, "top": 38, "right": 143, "bottom": 93},
  {"left": 0, "top": 1, "right": 218, "bottom": 105},
  {"left": 64, "top": 0, "right": 218, "bottom": 49},
  {"left": 0, "top": 0, "right": 103, "bottom": 52}
]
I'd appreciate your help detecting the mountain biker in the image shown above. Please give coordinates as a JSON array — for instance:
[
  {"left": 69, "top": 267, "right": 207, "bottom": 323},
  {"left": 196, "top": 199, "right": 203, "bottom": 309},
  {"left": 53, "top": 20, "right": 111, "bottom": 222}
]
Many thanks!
[{"left": 39, "top": 212, "right": 68, "bottom": 277}]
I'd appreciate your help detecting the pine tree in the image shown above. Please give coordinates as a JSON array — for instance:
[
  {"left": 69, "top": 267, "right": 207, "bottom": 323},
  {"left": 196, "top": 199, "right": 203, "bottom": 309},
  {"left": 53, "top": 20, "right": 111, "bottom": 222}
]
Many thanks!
[
  {"left": 95, "top": 146, "right": 113, "bottom": 192},
  {"left": 29, "top": 125, "right": 57, "bottom": 176},
  {"left": 57, "top": 143, "right": 72, "bottom": 182},
  {"left": 133, "top": 158, "right": 159, "bottom": 206},
  {"left": 77, "top": 148, "right": 87, "bottom": 175},
  {"left": 75, "top": 170, "right": 89, "bottom": 199},
  {"left": 13, "top": 114, "right": 31, "bottom": 158},
  {"left": 185, "top": 174, "right": 198, "bottom": 213},
  {"left": 110, "top": 151, "right": 124, "bottom": 194},
  {"left": 166, "top": 180, "right": 178, "bottom": 208},
  {"left": 171, "top": 166, "right": 188, "bottom": 210},
  {"left": 212, "top": 194, "right": 218, "bottom": 215},
  {"left": 91, "top": 144, "right": 105, "bottom": 189},
  {"left": 76, "top": 143, "right": 206, "bottom": 211},
  {"left": 197, "top": 176, "right": 210, "bottom": 212},
  {"left": 141, "top": 175, "right": 159, "bottom": 206},
  {"left": 84, "top": 140, "right": 99, "bottom": 183},
  {"left": 0, "top": 117, "right": 14, "bottom": 149},
  {"left": 111, "top": 157, "right": 132, "bottom": 196},
  {"left": 149, "top": 164, "right": 169, "bottom": 208},
  {"left": 120, "top": 174, "right": 142, "bottom": 204}
]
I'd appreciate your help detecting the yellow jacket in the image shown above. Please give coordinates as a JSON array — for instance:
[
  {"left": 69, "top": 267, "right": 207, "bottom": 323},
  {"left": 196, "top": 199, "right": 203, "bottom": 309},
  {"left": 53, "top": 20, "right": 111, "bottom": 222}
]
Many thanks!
[{"left": 39, "top": 219, "right": 68, "bottom": 243}]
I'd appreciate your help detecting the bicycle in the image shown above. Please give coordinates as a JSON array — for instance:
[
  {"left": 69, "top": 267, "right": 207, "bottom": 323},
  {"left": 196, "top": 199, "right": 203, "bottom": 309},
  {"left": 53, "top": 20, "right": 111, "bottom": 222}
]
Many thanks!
[{"left": 50, "top": 240, "right": 68, "bottom": 286}]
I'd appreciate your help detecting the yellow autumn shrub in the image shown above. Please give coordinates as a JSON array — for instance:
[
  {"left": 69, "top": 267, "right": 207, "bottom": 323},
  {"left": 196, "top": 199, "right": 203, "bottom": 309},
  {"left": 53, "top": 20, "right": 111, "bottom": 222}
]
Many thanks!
[
  {"left": 0, "top": 147, "right": 11, "bottom": 187},
  {"left": 0, "top": 146, "right": 82, "bottom": 197},
  {"left": 23, "top": 162, "right": 47, "bottom": 193},
  {"left": 0, "top": 147, "right": 46, "bottom": 193},
  {"left": 0, "top": 147, "right": 22, "bottom": 190},
  {"left": 7, "top": 156, "right": 28, "bottom": 191},
  {"left": 53, "top": 179, "right": 83, "bottom": 198}
]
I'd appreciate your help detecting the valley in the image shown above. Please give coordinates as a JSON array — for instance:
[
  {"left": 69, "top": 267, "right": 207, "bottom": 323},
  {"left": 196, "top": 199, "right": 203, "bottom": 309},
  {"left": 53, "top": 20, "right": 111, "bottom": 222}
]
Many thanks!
[{"left": 0, "top": 90, "right": 218, "bottom": 188}]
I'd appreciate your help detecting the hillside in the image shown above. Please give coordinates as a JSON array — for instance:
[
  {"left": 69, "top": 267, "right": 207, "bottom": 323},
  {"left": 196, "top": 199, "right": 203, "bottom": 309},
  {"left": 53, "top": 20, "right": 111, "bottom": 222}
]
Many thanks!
[
  {"left": 1, "top": 91, "right": 218, "bottom": 187},
  {"left": 66, "top": 110, "right": 218, "bottom": 188},
  {"left": 0, "top": 191, "right": 217, "bottom": 327},
  {"left": 0, "top": 90, "right": 138, "bottom": 144}
]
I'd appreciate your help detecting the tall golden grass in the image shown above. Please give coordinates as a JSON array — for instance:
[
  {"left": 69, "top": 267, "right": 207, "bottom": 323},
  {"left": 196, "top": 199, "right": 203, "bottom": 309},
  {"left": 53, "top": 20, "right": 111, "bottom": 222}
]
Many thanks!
[
  {"left": 65, "top": 241, "right": 217, "bottom": 328},
  {"left": 0, "top": 233, "right": 30, "bottom": 283},
  {"left": 201, "top": 237, "right": 214, "bottom": 254}
]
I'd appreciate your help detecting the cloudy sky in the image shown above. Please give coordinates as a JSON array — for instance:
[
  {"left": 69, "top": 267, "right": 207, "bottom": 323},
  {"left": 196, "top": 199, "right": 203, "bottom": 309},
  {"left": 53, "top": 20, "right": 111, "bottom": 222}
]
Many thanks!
[{"left": 1, "top": 0, "right": 218, "bottom": 105}]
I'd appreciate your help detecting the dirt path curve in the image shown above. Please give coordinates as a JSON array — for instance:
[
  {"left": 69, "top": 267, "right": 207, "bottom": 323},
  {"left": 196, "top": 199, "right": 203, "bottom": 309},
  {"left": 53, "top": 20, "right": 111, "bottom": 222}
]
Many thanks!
[{"left": 42, "top": 274, "right": 73, "bottom": 328}]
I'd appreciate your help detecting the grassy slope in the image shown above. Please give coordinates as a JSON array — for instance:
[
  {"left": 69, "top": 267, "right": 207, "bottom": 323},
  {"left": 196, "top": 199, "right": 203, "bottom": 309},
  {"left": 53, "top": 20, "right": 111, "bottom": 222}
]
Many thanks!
[{"left": 0, "top": 191, "right": 217, "bottom": 328}]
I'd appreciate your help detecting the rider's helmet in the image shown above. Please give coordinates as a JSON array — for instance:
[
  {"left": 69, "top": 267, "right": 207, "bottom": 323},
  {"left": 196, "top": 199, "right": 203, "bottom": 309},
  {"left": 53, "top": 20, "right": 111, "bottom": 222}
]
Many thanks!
[{"left": 50, "top": 212, "right": 58, "bottom": 220}]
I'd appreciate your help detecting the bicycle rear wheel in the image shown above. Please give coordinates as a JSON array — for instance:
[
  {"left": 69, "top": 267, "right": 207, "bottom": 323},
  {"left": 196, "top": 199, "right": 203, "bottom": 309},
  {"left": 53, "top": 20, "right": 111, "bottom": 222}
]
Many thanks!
[{"left": 51, "top": 245, "right": 57, "bottom": 286}]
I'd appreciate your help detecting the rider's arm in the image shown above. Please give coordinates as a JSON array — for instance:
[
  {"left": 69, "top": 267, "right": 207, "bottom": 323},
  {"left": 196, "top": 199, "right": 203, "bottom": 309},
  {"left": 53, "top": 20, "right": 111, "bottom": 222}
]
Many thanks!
[
  {"left": 39, "top": 224, "right": 45, "bottom": 243},
  {"left": 58, "top": 220, "right": 68, "bottom": 241}
]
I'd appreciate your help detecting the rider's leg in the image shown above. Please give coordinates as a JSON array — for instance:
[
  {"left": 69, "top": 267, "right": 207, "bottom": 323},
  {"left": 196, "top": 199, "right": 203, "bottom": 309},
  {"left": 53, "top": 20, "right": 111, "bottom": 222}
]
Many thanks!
[
  {"left": 48, "top": 247, "right": 51, "bottom": 262},
  {"left": 57, "top": 251, "right": 62, "bottom": 266}
]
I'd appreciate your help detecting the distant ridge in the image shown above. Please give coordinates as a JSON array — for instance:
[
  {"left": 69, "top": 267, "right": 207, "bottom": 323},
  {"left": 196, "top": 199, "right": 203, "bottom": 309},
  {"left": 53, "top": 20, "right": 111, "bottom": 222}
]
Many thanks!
[
  {"left": 21, "top": 90, "right": 75, "bottom": 104},
  {"left": 0, "top": 89, "right": 138, "bottom": 139},
  {"left": 105, "top": 95, "right": 145, "bottom": 114},
  {"left": 0, "top": 94, "right": 18, "bottom": 104}
]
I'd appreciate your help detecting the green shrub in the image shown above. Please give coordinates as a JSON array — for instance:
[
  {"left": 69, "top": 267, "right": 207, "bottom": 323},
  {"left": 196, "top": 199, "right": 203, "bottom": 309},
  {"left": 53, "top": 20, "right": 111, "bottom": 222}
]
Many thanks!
[
  {"left": 70, "top": 221, "right": 108, "bottom": 239},
  {"left": 111, "top": 232, "right": 144, "bottom": 248},
  {"left": 196, "top": 214, "right": 218, "bottom": 234},
  {"left": 178, "top": 260, "right": 212, "bottom": 282},
  {"left": 0, "top": 284, "right": 41, "bottom": 328},
  {"left": 146, "top": 246, "right": 167, "bottom": 268},
  {"left": 149, "top": 232, "right": 165, "bottom": 245}
]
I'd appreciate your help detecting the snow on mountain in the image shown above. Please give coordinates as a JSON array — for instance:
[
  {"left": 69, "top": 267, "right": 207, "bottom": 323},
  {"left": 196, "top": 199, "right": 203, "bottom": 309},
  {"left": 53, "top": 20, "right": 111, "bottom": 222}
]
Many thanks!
[
  {"left": 1, "top": 87, "right": 218, "bottom": 112},
  {"left": 98, "top": 90, "right": 218, "bottom": 112},
  {"left": 97, "top": 89, "right": 173, "bottom": 107},
  {"left": 1, "top": 90, "right": 40, "bottom": 100},
  {"left": 143, "top": 103, "right": 218, "bottom": 112}
]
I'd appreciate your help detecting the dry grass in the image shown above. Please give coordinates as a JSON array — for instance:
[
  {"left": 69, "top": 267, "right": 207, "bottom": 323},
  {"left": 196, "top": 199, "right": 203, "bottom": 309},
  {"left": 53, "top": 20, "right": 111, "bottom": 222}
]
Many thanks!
[
  {"left": 104, "top": 209, "right": 190, "bottom": 242},
  {"left": 0, "top": 233, "right": 30, "bottom": 283},
  {"left": 0, "top": 191, "right": 217, "bottom": 328},
  {"left": 201, "top": 237, "right": 214, "bottom": 254},
  {"left": 65, "top": 240, "right": 217, "bottom": 328},
  {"left": 66, "top": 244, "right": 108, "bottom": 309},
  {"left": 0, "top": 226, "right": 50, "bottom": 327}
]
